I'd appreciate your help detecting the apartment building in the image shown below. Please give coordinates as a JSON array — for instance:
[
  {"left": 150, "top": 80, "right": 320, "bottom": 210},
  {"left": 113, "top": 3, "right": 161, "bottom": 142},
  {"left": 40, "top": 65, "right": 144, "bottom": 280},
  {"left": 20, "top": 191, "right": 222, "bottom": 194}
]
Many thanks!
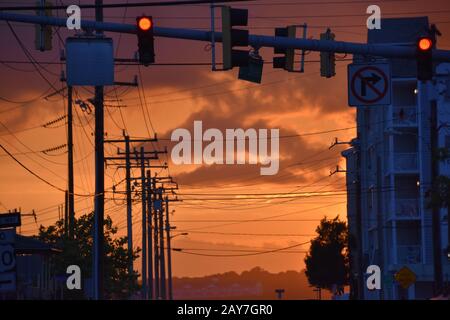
[{"left": 343, "top": 17, "right": 450, "bottom": 300}]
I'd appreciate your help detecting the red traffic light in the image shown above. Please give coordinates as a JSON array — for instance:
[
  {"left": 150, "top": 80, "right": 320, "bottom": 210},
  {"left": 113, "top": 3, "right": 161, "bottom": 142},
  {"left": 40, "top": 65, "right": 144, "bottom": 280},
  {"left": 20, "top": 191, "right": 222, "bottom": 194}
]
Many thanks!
[
  {"left": 137, "top": 16, "right": 153, "bottom": 31},
  {"left": 418, "top": 37, "right": 433, "bottom": 51},
  {"left": 136, "top": 16, "right": 155, "bottom": 65}
]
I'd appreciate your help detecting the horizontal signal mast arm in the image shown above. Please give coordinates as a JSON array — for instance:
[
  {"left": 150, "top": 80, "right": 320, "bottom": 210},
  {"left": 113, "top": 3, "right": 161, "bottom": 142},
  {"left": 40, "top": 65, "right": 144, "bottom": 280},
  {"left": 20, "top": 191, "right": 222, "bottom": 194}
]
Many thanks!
[{"left": 1, "top": 11, "right": 450, "bottom": 62}]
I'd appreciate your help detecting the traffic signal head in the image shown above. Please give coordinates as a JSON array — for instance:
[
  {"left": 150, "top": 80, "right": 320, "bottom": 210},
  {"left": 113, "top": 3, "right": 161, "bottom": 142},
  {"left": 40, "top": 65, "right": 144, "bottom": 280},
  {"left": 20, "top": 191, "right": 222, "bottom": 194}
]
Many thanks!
[
  {"left": 273, "top": 26, "right": 296, "bottom": 71},
  {"left": 222, "top": 6, "right": 249, "bottom": 70},
  {"left": 416, "top": 36, "right": 433, "bottom": 81},
  {"left": 35, "top": 0, "right": 53, "bottom": 51},
  {"left": 136, "top": 16, "right": 155, "bottom": 66},
  {"left": 138, "top": 16, "right": 152, "bottom": 31},
  {"left": 418, "top": 37, "right": 433, "bottom": 51},
  {"left": 320, "top": 29, "right": 336, "bottom": 78}
]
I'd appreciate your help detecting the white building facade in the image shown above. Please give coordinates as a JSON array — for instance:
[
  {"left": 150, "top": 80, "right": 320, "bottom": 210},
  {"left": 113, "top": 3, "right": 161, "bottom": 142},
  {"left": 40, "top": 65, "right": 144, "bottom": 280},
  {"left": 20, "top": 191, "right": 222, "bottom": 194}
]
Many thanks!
[{"left": 343, "top": 17, "right": 450, "bottom": 300}]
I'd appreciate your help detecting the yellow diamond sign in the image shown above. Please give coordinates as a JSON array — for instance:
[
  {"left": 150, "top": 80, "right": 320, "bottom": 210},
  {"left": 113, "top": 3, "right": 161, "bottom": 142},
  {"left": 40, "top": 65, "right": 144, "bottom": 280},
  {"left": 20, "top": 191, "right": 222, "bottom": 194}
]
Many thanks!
[{"left": 395, "top": 266, "right": 416, "bottom": 289}]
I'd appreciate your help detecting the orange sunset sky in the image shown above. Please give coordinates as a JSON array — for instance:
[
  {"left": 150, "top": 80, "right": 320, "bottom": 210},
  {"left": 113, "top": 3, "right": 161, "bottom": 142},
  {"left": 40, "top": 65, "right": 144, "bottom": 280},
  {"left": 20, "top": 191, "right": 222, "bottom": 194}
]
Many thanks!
[{"left": 1, "top": 0, "right": 450, "bottom": 278}]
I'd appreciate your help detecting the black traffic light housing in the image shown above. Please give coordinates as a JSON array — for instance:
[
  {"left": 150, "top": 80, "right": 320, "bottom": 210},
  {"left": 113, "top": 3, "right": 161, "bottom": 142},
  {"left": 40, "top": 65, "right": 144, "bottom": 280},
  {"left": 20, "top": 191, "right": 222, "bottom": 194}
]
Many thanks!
[
  {"left": 136, "top": 16, "right": 155, "bottom": 66},
  {"left": 320, "top": 29, "right": 336, "bottom": 78},
  {"left": 222, "top": 6, "right": 249, "bottom": 70},
  {"left": 416, "top": 36, "right": 434, "bottom": 81},
  {"left": 273, "top": 26, "right": 295, "bottom": 71}
]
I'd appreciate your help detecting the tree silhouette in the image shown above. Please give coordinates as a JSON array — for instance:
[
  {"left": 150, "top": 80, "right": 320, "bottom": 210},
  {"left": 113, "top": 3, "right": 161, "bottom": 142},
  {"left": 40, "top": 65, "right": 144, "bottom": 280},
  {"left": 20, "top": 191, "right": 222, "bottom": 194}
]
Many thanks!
[
  {"left": 304, "top": 216, "right": 349, "bottom": 295},
  {"left": 38, "top": 212, "right": 140, "bottom": 299}
]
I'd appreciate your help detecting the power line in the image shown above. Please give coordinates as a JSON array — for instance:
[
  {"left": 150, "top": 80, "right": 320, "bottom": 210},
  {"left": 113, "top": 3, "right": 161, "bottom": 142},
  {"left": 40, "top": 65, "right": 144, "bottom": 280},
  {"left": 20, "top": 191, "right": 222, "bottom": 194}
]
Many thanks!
[
  {"left": 156, "top": 126, "right": 356, "bottom": 141},
  {"left": 6, "top": 22, "right": 61, "bottom": 95},
  {"left": 179, "top": 201, "right": 346, "bottom": 232},
  {"left": 172, "top": 218, "right": 321, "bottom": 222},
  {"left": 0, "top": 200, "right": 8, "bottom": 211},
  {"left": 172, "top": 248, "right": 308, "bottom": 253},
  {"left": 179, "top": 184, "right": 431, "bottom": 201},
  {"left": 0, "top": 144, "right": 96, "bottom": 197},
  {"left": 174, "top": 240, "right": 311, "bottom": 257},
  {"left": 0, "top": 0, "right": 413, "bottom": 11},
  {"left": 0, "top": 0, "right": 256, "bottom": 11},
  {"left": 231, "top": 0, "right": 412, "bottom": 5},
  {"left": 174, "top": 230, "right": 315, "bottom": 236}
]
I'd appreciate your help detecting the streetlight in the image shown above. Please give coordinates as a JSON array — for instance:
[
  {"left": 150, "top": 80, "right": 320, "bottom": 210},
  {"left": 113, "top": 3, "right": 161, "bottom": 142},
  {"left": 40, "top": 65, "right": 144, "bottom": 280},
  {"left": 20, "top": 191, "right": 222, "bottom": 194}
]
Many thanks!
[{"left": 167, "top": 230, "right": 188, "bottom": 300}]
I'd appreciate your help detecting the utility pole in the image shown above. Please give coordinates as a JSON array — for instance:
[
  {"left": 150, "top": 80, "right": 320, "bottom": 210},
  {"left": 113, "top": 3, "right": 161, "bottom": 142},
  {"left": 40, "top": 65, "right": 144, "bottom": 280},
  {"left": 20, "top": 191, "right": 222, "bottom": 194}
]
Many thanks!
[
  {"left": 165, "top": 196, "right": 174, "bottom": 300},
  {"left": 67, "top": 85, "right": 74, "bottom": 239},
  {"left": 105, "top": 137, "right": 164, "bottom": 298},
  {"left": 275, "top": 289, "right": 285, "bottom": 299},
  {"left": 146, "top": 170, "right": 153, "bottom": 300},
  {"left": 125, "top": 133, "right": 133, "bottom": 278},
  {"left": 313, "top": 287, "right": 322, "bottom": 300},
  {"left": 64, "top": 190, "right": 68, "bottom": 237},
  {"left": 93, "top": 0, "right": 105, "bottom": 300},
  {"left": 333, "top": 139, "right": 363, "bottom": 299},
  {"left": 158, "top": 189, "right": 166, "bottom": 299},
  {"left": 150, "top": 180, "right": 178, "bottom": 300},
  {"left": 140, "top": 147, "right": 147, "bottom": 300},
  {"left": 153, "top": 177, "right": 160, "bottom": 299}
]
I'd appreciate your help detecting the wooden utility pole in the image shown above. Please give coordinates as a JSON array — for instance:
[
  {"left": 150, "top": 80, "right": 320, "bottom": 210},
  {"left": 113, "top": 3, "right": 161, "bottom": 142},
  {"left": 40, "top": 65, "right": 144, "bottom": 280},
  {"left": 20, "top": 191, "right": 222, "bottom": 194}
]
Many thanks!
[
  {"left": 158, "top": 188, "right": 166, "bottom": 299},
  {"left": 105, "top": 136, "right": 164, "bottom": 298},
  {"left": 64, "top": 190, "right": 68, "bottom": 237},
  {"left": 124, "top": 133, "right": 133, "bottom": 278},
  {"left": 140, "top": 147, "right": 147, "bottom": 299},
  {"left": 93, "top": 0, "right": 105, "bottom": 300},
  {"left": 146, "top": 170, "right": 153, "bottom": 300},
  {"left": 165, "top": 196, "right": 172, "bottom": 300},
  {"left": 67, "top": 86, "right": 75, "bottom": 239},
  {"left": 153, "top": 177, "right": 160, "bottom": 299}
]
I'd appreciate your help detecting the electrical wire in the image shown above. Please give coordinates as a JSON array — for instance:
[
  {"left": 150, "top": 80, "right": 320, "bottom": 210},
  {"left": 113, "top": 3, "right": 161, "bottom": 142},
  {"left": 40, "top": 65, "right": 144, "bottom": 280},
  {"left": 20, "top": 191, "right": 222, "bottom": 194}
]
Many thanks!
[{"left": 174, "top": 240, "right": 311, "bottom": 257}]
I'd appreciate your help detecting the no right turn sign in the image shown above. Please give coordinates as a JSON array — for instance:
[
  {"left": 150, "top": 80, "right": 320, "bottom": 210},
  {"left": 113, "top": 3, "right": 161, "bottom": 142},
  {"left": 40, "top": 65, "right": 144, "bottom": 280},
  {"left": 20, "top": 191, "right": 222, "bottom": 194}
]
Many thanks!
[{"left": 348, "top": 63, "right": 392, "bottom": 106}]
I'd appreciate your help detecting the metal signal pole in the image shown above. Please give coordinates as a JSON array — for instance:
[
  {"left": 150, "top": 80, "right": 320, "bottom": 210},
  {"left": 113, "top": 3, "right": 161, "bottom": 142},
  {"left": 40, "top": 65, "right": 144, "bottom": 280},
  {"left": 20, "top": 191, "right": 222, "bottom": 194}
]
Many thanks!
[{"left": 3, "top": 12, "right": 450, "bottom": 62}]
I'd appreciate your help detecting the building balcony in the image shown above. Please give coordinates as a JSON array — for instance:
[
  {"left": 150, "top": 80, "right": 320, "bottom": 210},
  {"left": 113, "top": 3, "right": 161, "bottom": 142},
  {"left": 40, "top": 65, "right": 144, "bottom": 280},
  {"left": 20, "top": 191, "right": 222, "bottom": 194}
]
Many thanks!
[
  {"left": 397, "top": 245, "right": 422, "bottom": 264},
  {"left": 393, "top": 106, "right": 417, "bottom": 127},
  {"left": 394, "top": 153, "right": 419, "bottom": 172},
  {"left": 395, "top": 198, "right": 420, "bottom": 219}
]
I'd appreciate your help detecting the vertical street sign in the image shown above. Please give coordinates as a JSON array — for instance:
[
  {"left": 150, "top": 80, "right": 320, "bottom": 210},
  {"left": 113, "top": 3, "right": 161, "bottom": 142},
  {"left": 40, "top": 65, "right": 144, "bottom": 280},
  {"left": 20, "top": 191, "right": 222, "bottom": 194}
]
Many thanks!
[
  {"left": 0, "top": 228, "right": 16, "bottom": 293},
  {"left": 348, "top": 63, "right": 391, "bottom": 106}
]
